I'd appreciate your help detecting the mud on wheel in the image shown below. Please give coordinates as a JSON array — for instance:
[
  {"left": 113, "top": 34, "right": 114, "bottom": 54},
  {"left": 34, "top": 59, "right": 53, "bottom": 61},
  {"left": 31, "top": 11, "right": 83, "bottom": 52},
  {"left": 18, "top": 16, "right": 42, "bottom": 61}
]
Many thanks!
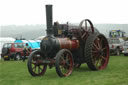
[
  {"left": 85, "top": 33, "right": 109, "bottom": 70},
  {"left": 55, "top": 49, "right": 74, "bottom": 77},
  {"left": 27, "top": 50, "right": 47, "bottom": 76}
]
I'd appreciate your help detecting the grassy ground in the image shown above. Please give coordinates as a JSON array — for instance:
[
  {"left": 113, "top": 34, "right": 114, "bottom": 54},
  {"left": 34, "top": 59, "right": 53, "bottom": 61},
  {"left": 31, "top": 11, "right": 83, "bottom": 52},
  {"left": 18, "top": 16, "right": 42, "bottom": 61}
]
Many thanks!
[{"left": 0, "top": 55, "right": 128, "bottom": 85}]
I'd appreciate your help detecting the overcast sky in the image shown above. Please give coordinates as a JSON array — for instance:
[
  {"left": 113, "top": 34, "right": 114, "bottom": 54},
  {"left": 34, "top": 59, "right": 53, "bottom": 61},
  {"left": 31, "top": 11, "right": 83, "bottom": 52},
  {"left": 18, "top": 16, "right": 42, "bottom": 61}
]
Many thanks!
[{"left": 0, "top": 0, "right": 128, "bottom": 25}]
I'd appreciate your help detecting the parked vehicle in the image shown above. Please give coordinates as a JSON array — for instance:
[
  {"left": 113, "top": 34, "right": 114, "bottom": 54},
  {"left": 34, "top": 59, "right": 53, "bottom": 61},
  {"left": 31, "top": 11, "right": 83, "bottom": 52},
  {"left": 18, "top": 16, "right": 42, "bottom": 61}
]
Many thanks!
[
  {"left": 15, "top": 40, "right": 40, "bottom": 50},
  {"left": 108, "top": 38, "right": 124, "bottom": 56},
  {"left": 0, "top": 37, "right": 15, "bottom": 59},
  {"left": 122, "top": 41, "right": 128, "bottom": 56},
  {"left": 109, "top": 30, "right": 125, "bottom": 38},
  {"left": 1, "top": 43, "right": 32, "bottom": 60}
]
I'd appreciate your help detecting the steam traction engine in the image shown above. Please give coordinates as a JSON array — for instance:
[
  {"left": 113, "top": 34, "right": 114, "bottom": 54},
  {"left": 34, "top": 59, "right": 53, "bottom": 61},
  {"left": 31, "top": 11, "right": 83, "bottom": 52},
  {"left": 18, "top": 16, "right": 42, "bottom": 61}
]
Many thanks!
[{"left": 27, "top": 5, "right": 109, "bottom": 77}]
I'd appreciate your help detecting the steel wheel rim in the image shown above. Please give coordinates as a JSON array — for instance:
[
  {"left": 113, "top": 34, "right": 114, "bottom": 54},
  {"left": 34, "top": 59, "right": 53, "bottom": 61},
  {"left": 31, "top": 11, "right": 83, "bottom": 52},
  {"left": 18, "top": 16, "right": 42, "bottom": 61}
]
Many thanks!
[
  {"left": 59, "top": 51, "right": 73, "bottom": 77},
  {"left": 92, "top": 35, "right": 109, "bottom": 70}
]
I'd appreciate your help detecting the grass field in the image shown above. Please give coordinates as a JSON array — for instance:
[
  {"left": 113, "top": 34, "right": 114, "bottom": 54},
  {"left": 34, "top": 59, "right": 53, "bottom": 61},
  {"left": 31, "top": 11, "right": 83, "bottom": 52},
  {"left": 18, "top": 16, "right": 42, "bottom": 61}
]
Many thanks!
[{"left": 0, "top": 55, "right": 128, "bottom": 85}]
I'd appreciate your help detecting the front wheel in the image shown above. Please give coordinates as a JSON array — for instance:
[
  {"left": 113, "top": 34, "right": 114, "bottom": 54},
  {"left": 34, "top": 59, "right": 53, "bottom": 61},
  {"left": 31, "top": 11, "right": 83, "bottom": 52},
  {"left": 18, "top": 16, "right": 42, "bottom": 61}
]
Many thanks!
[
  {"left": 55, "top": 49, "right": 74, "bottom": 77},
  {"left": 27, "top": 50, "right": 47, "bottom": 76}
]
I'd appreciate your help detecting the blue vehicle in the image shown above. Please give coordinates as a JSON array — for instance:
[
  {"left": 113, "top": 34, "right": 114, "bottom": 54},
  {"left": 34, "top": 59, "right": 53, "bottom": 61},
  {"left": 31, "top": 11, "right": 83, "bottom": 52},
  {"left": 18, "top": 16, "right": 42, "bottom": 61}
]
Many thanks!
[{"left": 15, "top": 40, "right": 41, "bottom": 50}]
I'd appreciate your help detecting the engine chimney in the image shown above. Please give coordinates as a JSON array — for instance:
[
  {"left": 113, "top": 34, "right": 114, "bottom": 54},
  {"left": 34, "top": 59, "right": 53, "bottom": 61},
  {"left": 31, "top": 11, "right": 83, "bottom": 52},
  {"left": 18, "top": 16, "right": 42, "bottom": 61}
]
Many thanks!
[{"left": 46, "top": 5, "right": 53, "bottom": 36}]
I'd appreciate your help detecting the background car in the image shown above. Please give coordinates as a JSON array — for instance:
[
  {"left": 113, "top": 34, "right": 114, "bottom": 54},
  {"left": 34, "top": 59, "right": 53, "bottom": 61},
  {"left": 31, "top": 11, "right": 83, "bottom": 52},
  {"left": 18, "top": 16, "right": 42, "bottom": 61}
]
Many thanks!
[
  {"left": 108, "top": 38, "right": 124, "bottom": 56},
  {"left": 122, "top": 41, "right": 128, "bottom": 56},
  {"left": 1, "top": 43, "right": 32, "bottom": 60}
]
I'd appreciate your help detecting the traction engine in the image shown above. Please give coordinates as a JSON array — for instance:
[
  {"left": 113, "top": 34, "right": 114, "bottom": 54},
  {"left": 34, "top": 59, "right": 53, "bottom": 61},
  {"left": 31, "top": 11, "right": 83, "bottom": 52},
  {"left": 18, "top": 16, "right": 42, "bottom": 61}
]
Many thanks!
[{"left": 27, "top": 5, "right": 109, "bottom": 77}]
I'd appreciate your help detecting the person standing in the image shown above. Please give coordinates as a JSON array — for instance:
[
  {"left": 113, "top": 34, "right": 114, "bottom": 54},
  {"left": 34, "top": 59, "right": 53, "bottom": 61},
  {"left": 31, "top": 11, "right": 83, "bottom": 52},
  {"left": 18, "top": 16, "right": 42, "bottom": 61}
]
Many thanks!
[{"left": 23, "top": 43, "right": 30, "bottom": 62}]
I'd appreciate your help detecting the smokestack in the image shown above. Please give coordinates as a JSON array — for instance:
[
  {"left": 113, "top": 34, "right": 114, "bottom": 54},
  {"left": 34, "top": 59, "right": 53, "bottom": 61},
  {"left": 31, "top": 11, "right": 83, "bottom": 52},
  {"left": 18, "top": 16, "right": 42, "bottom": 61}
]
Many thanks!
[{"left": 45, "top": 5, "right": 53, "bottom": 36}]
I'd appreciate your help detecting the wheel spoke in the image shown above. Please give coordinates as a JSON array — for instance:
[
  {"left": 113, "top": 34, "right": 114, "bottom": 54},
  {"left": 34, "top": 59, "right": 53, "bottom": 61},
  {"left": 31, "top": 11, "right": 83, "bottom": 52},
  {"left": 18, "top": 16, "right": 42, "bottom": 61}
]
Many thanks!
[
  {"left": 95, "top": 55, "right": 105, "bottom": 67},
  {"left": 93, "top": 43, "right": 99, "bottom": 51},
  {"left": 92, "top": 50, "right": 99, "bottom": 58},
  {"left": 32, "top": 61, "right": 36, "bottom": 65},
  {"left": 93, "top": 54, "right": 99, "bottom": 63},
  {"left": 92, "top": 55, "right": 97, "bottom": 64},
  {"left": 100, "top": 56, "right": 106, "bottom": 60},
  {"left": 32, "top": 65, "right": 36, "bottom": 73},
  {"left": 96, "top": 38, "right": 101, "bottom": 49},
  {"left": 60, "top": 56, "right": 65, "bottom": 62},
  {"left": 60, "top": 65, "right": 67, "bottom": 73},
  {"left": 66, "top": 53, "right": 69, "bottom": 62},
  {"left": 33, "top": 55, "right": 37, "bottom": 60},
  {"left": 38, "top": 66, "right": 40, "bottom": 73},
  {"left": 95, "top": 57, "right": 102, "bottom": 67},
  {"left": 102, "top": 46, "right": 107, "bottom": 51},
  {"left": 39, "top": 66, "right": 43, "bottom": 71},
  {"left": 99, "top": 59, "right": 103, "bottom": 67},
  {"left": 95, "top": 59, "right": 99, "bottom": 67},
  {"left": 92, "top": 50, "right": 98, "bottom": 54}
]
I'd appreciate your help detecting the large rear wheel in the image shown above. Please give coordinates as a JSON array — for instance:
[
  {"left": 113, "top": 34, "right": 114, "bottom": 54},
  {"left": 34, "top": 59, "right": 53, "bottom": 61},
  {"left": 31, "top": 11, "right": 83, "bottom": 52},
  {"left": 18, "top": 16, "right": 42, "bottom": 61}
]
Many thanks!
[
  {"left": 85, "top": 33, "right": 109, "bottom": 70},
  {"left": 55, "top": 49, "right": 74, "bottom": 77},
  {"left": 27, "top": 50, "right": 47, "bottom": 76}
]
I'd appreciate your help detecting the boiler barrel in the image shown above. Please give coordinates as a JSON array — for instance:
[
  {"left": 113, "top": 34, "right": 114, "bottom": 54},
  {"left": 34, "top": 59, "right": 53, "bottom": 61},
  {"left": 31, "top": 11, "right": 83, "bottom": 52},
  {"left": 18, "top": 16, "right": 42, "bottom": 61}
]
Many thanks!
[
  {"left": 57, "top": 38, "right": 79, "bottom": 50},
  {"left": 40, "top": 37, "right": 79, "bottom": 54}
]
